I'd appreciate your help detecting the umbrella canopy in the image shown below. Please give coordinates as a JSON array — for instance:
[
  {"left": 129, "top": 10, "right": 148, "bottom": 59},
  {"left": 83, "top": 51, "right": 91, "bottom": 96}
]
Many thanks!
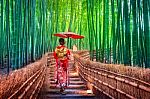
[
  {"left": 54, "top": 32, "right": 84, "bottom": 39},
  {"left": 53, "top": 33, "right": 68, "bottom": 38}
]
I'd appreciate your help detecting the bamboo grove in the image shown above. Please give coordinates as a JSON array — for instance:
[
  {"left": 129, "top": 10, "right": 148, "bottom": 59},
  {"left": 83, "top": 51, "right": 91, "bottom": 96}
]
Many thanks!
[{"left": 0, "top": 0, "right": 149, "bottom": 72}]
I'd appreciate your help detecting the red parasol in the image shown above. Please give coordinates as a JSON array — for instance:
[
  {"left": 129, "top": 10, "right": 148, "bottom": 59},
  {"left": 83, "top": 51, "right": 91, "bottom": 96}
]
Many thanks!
[
  {"left": 53, "top": 33, "right": 68, "bottom": 38},
  {"left": 54, "top": 32, "right": 84, "bottom": 39}
]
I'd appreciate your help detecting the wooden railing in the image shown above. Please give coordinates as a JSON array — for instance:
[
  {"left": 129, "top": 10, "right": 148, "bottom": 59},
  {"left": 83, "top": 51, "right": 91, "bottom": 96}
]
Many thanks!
[
  {"left": 74, "top": 52, "right": 150, "bottom": 99},
  {"left": 72, "top": 50, "right": 90, "bottom": 60},
  {"left": 0, "top": 53, "right": 48, "bottom": 99},
  {"left": 3, "top": 51, "right": 149, "bottom": 99}
]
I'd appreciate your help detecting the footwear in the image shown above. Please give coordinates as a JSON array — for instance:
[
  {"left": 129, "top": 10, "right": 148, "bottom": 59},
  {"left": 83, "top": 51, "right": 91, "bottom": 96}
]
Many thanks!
[
  {"left": 60, "top": 87, "right": 64, "bottom": 92},
  {"left": 60, "top": 87, "right": 66, "bottom": 95},
  {"left": 61, "top": 91, "right": 66, "bottom": 95}
]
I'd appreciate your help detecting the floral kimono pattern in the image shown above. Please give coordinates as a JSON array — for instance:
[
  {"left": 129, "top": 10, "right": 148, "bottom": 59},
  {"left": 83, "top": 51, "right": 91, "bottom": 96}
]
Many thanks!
[{"left": 53, "top": 45, "right": 70, "bottom": 87}]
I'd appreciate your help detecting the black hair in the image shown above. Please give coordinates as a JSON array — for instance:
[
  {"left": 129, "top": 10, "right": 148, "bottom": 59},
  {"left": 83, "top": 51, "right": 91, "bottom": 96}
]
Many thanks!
[{"left": 59, "top": 38, "right": 65, "bottom": 45}]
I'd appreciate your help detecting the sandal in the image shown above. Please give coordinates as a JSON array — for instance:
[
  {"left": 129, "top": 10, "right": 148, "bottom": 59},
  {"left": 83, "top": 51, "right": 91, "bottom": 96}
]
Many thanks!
[
  {"left": 60, "top": 87, "right": 66, "bottom": 95},
  {"left": 61, "top": 91, "right": 66, "bottom": 95}
]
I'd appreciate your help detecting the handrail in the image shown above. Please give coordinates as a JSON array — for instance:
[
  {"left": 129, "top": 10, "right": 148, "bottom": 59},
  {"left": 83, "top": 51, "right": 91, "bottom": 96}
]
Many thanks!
[
  {"left": 73, "top": 52, "right": 150, "bottom": 99},
  {"left": 0, "top": 53, "right": 48, "bottom": 99}
]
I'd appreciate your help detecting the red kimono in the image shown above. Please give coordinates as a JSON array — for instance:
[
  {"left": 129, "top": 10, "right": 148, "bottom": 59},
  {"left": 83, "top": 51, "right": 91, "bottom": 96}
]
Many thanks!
[{"left": 53, "top": 45, "right": 70, "bottom": 87}]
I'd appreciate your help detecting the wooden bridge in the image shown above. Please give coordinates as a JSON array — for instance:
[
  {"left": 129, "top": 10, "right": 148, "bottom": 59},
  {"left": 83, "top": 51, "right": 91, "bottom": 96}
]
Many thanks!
[{"left": 0, "top": 51, "right": 150, "bottom": 99}]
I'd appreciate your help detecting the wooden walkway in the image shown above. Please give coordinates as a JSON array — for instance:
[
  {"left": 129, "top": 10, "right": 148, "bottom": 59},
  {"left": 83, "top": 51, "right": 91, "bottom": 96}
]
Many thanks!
[
  {"left": 38, "top": 60, "right": 96, "bottom": 99},
  {"left": 1, "top": 52, "right": 149, "bottom": 99}
]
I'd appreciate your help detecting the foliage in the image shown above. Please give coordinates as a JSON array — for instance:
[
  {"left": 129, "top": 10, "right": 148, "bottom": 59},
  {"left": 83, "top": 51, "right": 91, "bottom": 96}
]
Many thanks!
[{"left": 0, "top": 0, "right": 149, "bottom": 71}]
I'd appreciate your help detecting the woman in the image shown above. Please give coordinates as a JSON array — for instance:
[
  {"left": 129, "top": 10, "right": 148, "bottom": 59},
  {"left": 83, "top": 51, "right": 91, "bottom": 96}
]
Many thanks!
[{"left": 53, "top": 38, "right": 70, "bottom": 94}]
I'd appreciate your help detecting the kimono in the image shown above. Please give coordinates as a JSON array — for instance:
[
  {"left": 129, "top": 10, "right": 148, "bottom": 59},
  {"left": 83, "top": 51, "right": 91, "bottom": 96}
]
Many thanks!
[{"left": 53, "top": 45, "right": 70, "bottom": 87}]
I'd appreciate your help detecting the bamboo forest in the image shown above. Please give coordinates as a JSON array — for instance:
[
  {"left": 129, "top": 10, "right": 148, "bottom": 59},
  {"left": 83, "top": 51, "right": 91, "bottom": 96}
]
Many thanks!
[{"left": 0, "top": 0, "right": 150, "bottom": 73}]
